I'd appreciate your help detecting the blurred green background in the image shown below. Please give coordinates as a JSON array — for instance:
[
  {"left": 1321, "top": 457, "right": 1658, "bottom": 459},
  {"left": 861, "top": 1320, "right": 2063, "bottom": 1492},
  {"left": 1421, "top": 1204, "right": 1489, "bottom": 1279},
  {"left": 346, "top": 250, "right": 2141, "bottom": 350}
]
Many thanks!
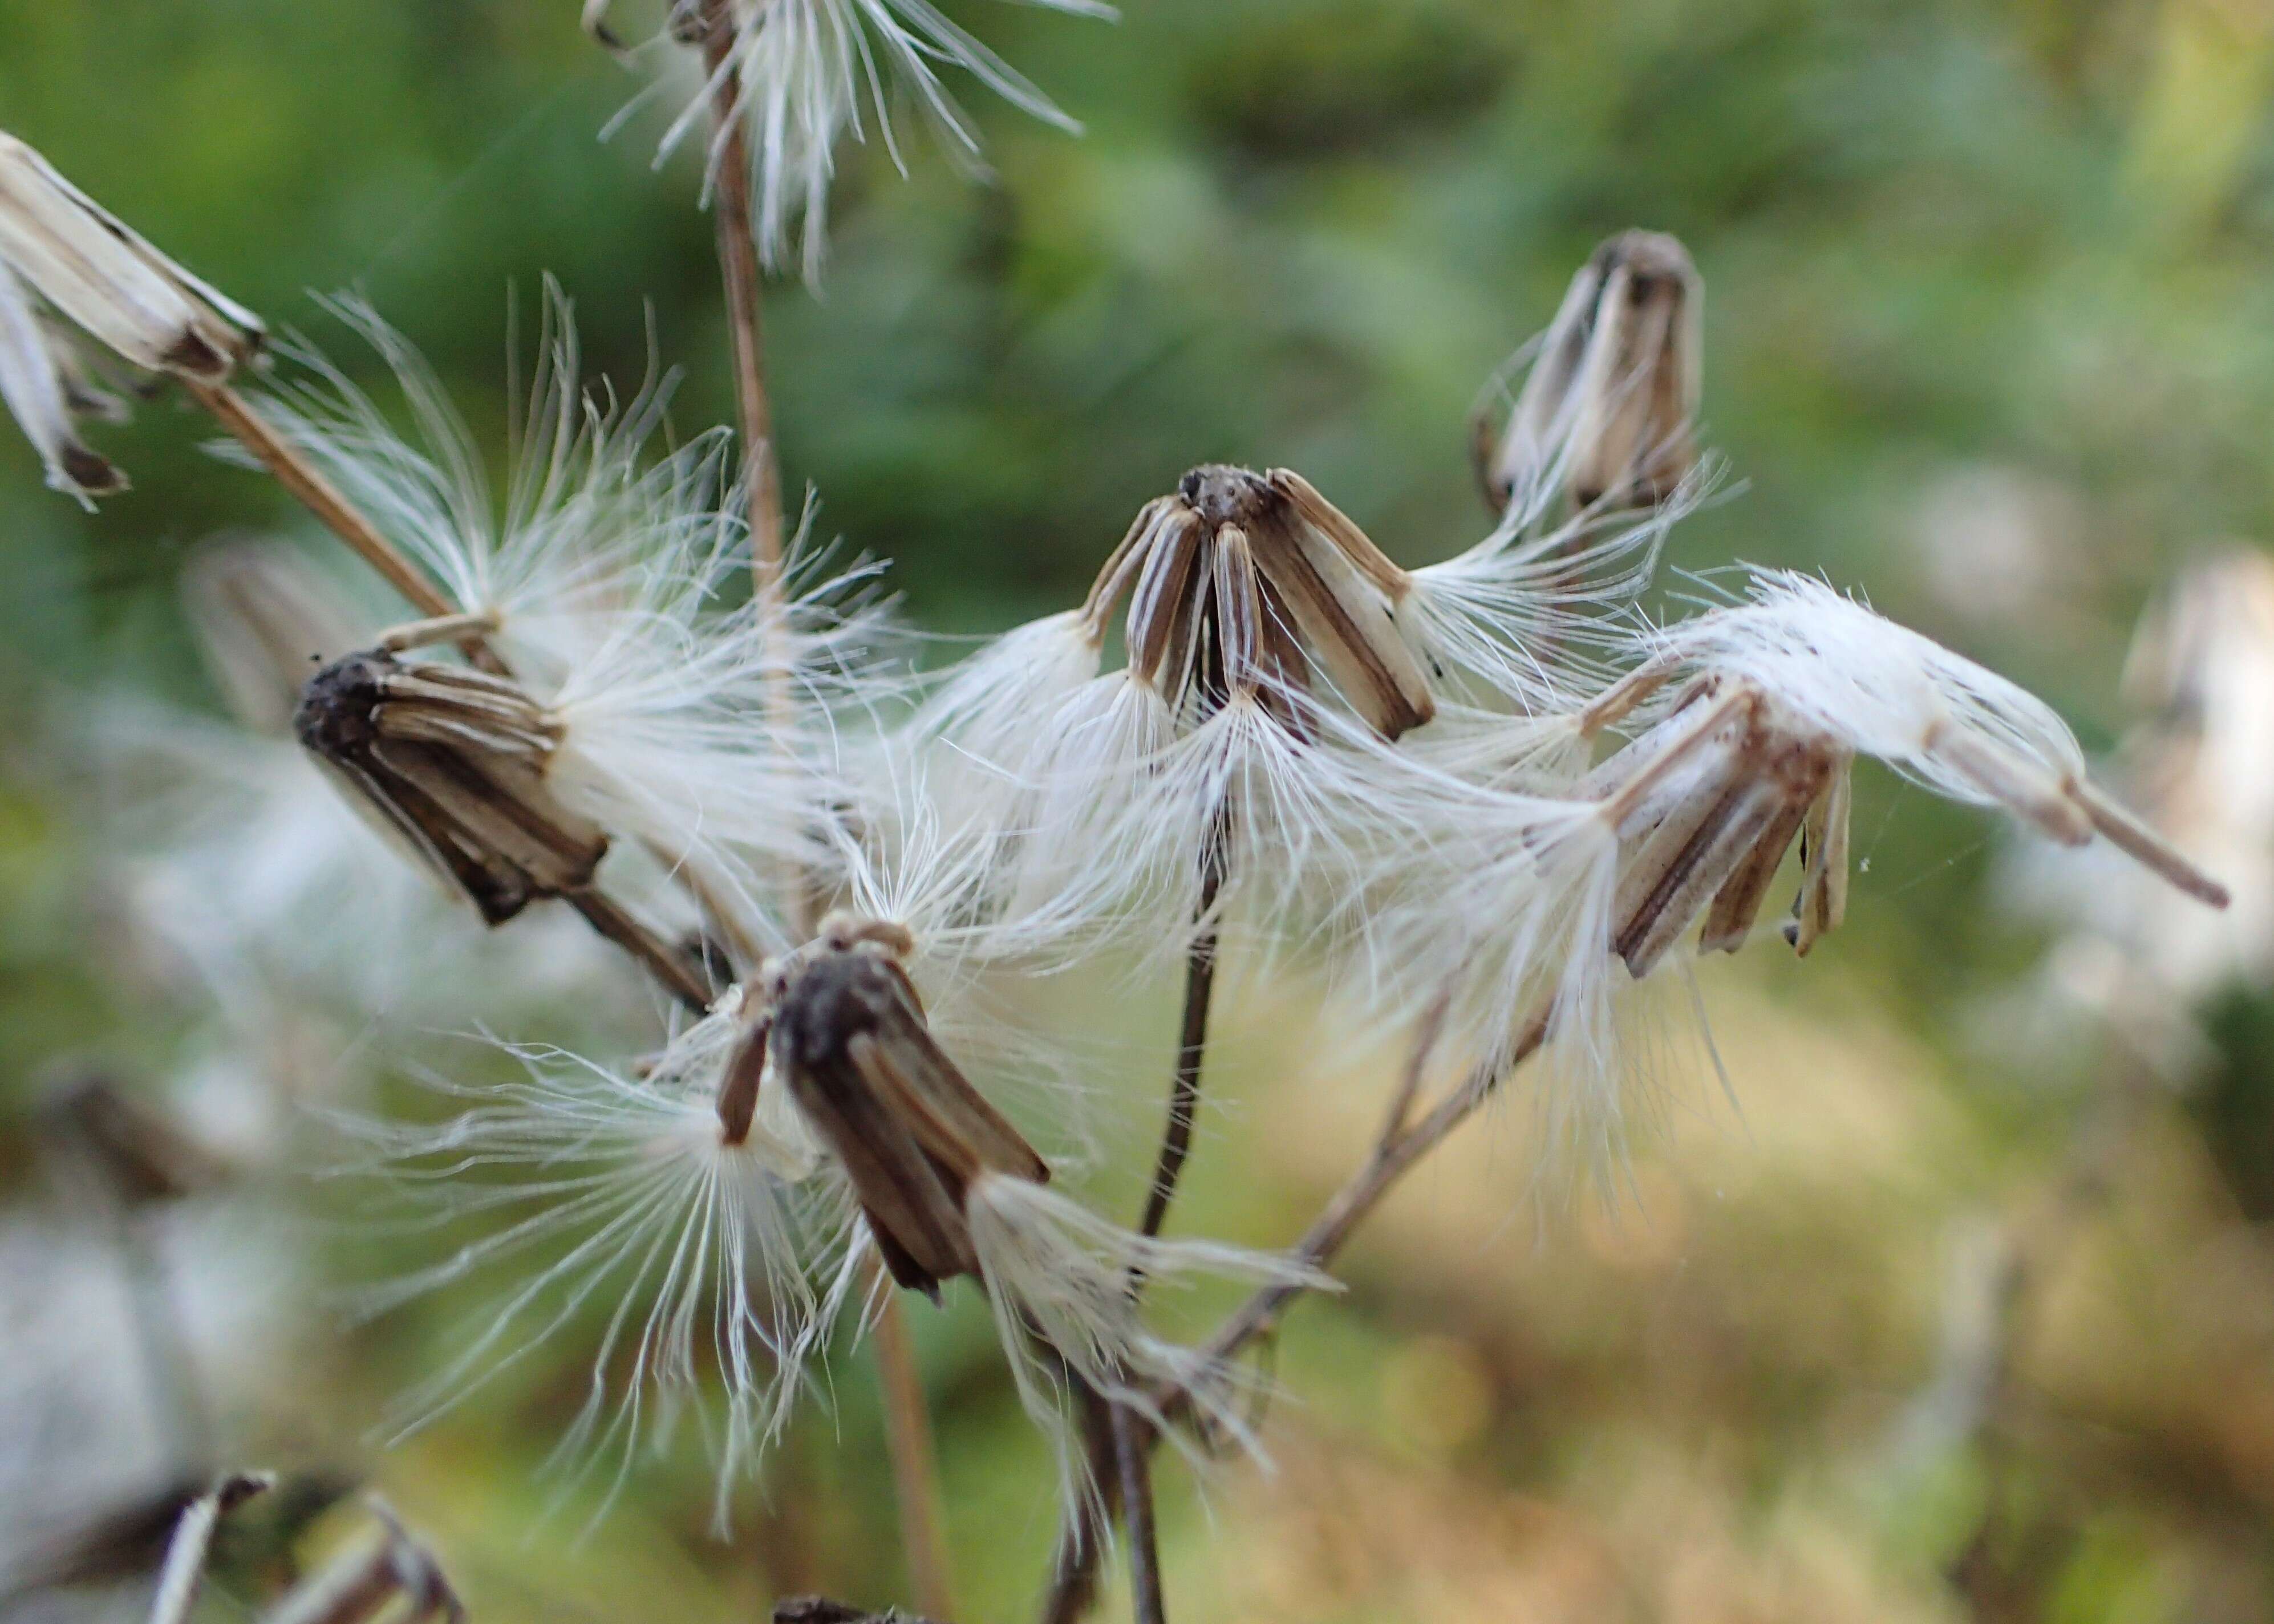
[{"left": 6, "top": 0, "right": 2274, "bottom": 1621}]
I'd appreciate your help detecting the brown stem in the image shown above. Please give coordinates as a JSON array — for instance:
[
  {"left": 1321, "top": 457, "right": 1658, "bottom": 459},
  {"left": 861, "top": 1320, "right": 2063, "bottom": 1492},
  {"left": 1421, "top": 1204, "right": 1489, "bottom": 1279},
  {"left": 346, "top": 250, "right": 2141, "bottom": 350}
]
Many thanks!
[
  {"left": 1110, "top": 1402, "right": 1166, "bottom": 1624},
  {"left": 870, "top": 1280, "right": 958, "bottom": 1622},
  {"left": 1038, "top": 1005, "right": 1553, "bottom": 1620},
  {"left": 188, "top": 382, "right": 449, "bottom": 622},
  {"left": 693, "top": 0, "right": 786, "bottom": 607},
  {"left": 565, "top": 888, "right": 713, "bottom": 1014},
  {"left": 1137, "top": 829, "right": 1228, "bottom": 1244}
]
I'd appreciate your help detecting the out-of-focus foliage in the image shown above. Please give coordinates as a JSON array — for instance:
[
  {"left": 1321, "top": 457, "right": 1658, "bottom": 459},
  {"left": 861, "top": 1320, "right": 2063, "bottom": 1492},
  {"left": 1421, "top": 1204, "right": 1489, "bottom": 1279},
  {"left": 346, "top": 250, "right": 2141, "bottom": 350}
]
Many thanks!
[{"left": 4, "top": 1, "right": 2274, "bottom": 1621}]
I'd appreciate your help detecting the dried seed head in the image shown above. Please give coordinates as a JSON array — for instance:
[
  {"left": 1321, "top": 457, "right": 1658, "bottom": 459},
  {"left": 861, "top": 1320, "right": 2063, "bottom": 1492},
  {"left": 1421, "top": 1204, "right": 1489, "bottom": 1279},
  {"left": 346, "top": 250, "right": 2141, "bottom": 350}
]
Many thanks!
[
  {"left": 1586, "top": 677, "right": 1844, "bottom": 973},
  {"left": 1092, "top": 464, "right": 1434, "bottom": 740},
  {"left": 1639, "top": 571, "right": 2230, "bottom": 911},
  {"left": 0, "top": 132, "right": 263, "bottom": 382},
  {"left": 1478, "top": 229, "right": 1701, "bottom": 518},
  {"left": 744, "top": 919, "right": 1047, "bottom": 1297},
  {"left": 294, "top": 649, "right": 606, "bottom": 925}
]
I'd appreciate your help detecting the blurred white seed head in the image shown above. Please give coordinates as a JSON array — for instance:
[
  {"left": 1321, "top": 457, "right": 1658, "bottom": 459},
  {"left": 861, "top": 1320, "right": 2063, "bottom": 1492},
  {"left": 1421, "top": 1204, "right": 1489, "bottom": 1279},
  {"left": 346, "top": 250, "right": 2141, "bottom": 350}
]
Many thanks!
[
  {"left": 653, "top": 0, "right": 1115, "bottom": 282},
  {"left": 2003, "top": 550, "right": 2274, "bottom": 1042}
]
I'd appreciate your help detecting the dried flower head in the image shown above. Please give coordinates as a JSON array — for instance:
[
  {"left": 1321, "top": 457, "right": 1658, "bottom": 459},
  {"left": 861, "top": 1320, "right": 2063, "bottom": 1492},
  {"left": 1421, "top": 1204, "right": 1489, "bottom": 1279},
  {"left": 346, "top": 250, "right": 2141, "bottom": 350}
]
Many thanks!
[
  {"left": 258, "top": 292, "right": 898, "bottom": 951},
  {"left": 650, "top": 0, "right": 1116, "bottom": 281},
  {"left": 1611, "top": 571, "right": 2229, "bottom": 911},
  {"left": 0, "top": 131, "right": 264, "bottom": 502},
  {"left": 722, "top": 910, "right": 1328, "bottom": 1504},
  {"left": 1475, "top": 229, "right": 1701, "bottom": 519}
]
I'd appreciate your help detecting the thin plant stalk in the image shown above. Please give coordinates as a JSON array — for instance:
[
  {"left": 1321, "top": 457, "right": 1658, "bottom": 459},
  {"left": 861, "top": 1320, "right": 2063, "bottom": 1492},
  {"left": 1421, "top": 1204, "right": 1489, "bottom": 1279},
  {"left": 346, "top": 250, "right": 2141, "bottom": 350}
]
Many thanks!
[
  {"left": 184, "top": 381, "right": 465, "bottom": 634},
  {"left": 870, "top": 1276, "right": 959, "bottom": 1622},
  {"left": 1108, "top": 806, "right": 1232, "bottom": 1623},
  {"left": 689, "top": 0, "right": 786, "bottom": 609},
  {"left": 1110, "top": 1404, "right": 1165, "bottom": 1624},
  {"left": 679, "top": 8, "right": 955, "bottom": 1594},
  {"left": 1039, "top": 1002, "right": 1547, "bottom": 1620},
  {"left": 1136, "top": 821, "right": 1230, "bottom": 1244},
  {"left": 564, "top": 887, "right": 713, "bottom": 1014}
]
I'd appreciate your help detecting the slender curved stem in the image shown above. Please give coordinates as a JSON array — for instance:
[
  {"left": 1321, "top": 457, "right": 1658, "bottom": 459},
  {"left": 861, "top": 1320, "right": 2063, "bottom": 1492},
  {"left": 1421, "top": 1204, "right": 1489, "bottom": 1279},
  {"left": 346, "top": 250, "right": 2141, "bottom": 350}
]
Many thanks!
[
  {"left": 693, "top": 0, "right": 786, "bottom": 610},
  {"left": 1038, "top": 1005, "right": 1550, "bottom": 1619},
  {"left": 872, "top": 1284, "right": 958, "bottom": 1622}
]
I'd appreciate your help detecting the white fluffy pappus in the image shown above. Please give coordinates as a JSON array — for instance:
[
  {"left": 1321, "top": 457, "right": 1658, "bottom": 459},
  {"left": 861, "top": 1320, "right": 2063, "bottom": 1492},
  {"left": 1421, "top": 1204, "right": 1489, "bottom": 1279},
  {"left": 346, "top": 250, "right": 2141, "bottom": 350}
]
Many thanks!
[
  {"left": 1641, "top": 571, "right": 2230, "bottom": 906},
  {"left": 656, "top": 0, "right": 1116, "bottom": 282},
  {"left": 333, "top": 1019, "right": 858, "bottom": 1527},
  {"left": 251, "top": 289, "right": 906, "bottom": 948},
  {"left": 903, "top": 611, "right": 1489, "bottom": 969},
  {"left": 963, "top": 1171, "right": 1335, "bottom": 1516},
  {"left": 1393, "top": 465, "right": 1711, "bottom": 716}
]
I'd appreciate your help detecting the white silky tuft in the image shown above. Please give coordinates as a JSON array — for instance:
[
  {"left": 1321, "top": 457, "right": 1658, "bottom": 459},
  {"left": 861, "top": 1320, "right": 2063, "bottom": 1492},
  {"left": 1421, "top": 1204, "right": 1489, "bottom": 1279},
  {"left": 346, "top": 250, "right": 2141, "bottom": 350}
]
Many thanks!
[
  {"left": 964, "top": 1172, "right": 1335, "bottom": 1515},
  {"left": 661, "top": 0, "right": 1116, "bottom": 282},
  {"left": 337, "top": 1025, "right": 857, "bottom": 1529},
  {"left": 1649, "top": 571, "right": 2086, "bottom": 813}
]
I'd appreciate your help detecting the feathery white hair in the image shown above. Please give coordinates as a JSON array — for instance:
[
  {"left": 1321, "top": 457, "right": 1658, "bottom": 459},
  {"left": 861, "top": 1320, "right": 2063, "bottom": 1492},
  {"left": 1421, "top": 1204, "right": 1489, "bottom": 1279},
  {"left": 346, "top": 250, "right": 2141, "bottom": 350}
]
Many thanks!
[
  {"left": 662, "top": 0, "right": 1116, "bottom": 281},
  {"left": 338, "top": 1021, "right": 857, "bottom": 1527}
]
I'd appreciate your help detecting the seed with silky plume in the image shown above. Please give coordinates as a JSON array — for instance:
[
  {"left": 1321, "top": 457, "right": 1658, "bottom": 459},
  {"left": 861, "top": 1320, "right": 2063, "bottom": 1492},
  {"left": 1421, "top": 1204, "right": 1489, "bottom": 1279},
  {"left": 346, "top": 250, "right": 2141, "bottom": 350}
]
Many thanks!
[
  {"left": 1474, "top": 229, "right": 1701, "bottom": 520},
  {"left": 0, "top": 131, "right": 263, "bottom": 504},
  {"left": 335, "top": 1014, "right": 845, "bottom": 1528},
  {"left": 1591, "top": 571, "right": 2233, "bottom": 925},
  {"left": 737, "top": 911, "right": 1330, "bottom": 1509},
  {"left": 644, "top": 0, "right": 1116, "bottom": 283}
]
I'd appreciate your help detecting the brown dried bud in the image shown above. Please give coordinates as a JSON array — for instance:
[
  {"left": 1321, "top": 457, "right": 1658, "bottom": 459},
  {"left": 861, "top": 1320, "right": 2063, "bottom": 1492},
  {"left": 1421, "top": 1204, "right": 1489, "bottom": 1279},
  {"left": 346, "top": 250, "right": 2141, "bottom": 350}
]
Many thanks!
[
  {"left": 1478, "top": 229, "right": 1701, "bottom": 516},
  {"left": 1588, "top": 677, "right": 1846, "bottom": 975},
  {"left": 294, "top": 650, "right": 606, "bottom": 926},
  {"left": 1087, "top": 465, "right": 1435, "bottom": 740},
  {"left": 732, "top": 918, "right": 1047, "bottom": 1299}
]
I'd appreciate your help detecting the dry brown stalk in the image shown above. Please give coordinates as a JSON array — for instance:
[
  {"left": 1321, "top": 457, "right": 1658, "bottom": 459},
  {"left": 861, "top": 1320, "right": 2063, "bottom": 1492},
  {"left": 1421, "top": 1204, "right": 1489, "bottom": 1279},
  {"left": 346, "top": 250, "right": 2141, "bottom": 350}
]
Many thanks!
[{"left": 1039, "top": 1002, "right": 1548, "bottom": 1621}]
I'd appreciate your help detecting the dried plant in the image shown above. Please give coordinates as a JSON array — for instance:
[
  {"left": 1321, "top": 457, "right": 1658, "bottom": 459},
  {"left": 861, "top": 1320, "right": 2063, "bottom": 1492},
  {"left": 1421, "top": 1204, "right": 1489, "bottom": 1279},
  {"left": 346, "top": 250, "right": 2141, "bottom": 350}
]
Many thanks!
[{"left": 1, "top": 13, "right": 2246, "bottom": 1624}]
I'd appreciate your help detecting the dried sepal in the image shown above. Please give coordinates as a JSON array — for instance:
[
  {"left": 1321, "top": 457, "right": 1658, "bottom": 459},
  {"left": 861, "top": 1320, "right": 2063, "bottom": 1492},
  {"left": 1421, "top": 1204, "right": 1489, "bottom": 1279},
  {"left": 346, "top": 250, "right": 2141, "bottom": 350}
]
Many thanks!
[
  {"left": 0, "top": 131, "right": 263, "bottom": 382},
  {"left": 1478, "top": 229, "right": 1701, "bottom": 517},
  {"left": 1102, "top": 464, "right": 1435, "bottom": 740},
  {"left": 1590, "top": 679, "right": 1841, "bottom": 976},
  {"left": 758, "top": 917, "right": 1048, "bottom": 1298},
  {"left": 293, "top": 649, "right": 606, "bottom": 925},
  {"left": 1785, "top": 755, "right": 1853, "bottom": 955}
]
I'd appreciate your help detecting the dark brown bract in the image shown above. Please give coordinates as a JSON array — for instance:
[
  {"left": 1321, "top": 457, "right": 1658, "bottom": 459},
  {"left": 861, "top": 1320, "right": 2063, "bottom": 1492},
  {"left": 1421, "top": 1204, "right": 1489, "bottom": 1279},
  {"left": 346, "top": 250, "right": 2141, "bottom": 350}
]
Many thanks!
[
  {"left": 722, "top": 917, "right": 1048, "bottom": 1298},
  {"left": 1083, "top": 464, "right": 1435, "bottom": 740},
  {"left": 293, "top": 650, "right": 606, "bottom": 927}
]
